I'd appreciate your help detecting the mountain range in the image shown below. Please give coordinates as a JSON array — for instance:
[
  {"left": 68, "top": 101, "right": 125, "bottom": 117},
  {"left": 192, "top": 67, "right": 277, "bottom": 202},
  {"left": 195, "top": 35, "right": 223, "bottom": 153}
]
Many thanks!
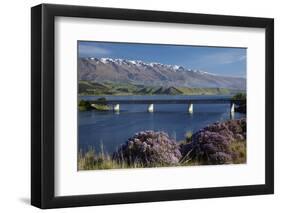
[{"left": 78, "top": 57, "right": 246, "bottom": 90}]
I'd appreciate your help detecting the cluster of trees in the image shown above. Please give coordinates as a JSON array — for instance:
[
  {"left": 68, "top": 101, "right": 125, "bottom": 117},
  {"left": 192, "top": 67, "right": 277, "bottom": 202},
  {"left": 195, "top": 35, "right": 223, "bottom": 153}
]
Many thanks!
[
  {"left": 232, "top": 93, "right": 246, "bottom": 101},
  {"left": 78, "top": 98, "right": 109, "bottom": 111},
  {"left": 232, "top": 93, "right": 246, "bottom": 113},
  {"left": 78, "top": 100, "right": 92, "bottom": 111}
]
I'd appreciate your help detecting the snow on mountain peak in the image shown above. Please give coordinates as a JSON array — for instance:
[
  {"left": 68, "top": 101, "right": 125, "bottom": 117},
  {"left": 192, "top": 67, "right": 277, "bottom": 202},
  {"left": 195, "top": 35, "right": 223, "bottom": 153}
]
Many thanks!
[
  {"left": 87, "top": 57, "right": 217, "bottom": 76},
  {"left": 194, "top": 69, "right": 217, "bottom": 76}
]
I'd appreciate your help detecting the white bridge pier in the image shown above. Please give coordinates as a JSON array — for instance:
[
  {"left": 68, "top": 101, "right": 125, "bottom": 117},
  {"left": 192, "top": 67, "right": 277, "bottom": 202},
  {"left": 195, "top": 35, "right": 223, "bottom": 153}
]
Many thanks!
[
  {"left": 147, "top": 104, "right": 154, "bottom": 112},
  {"left": 113, "top": 104, "right": 120, "bottom": 112},
  {"left": 188, "top": 103, "right": 193, "bottom": 113},
  {"left": 90, "top": 98, "right": 244, "bottom": 118},
  {"left": 230, "top": 103, "right": 235, "bottom": 113},
  {"left": 230, "top": 103, "right": 235, "bottom": 119}
]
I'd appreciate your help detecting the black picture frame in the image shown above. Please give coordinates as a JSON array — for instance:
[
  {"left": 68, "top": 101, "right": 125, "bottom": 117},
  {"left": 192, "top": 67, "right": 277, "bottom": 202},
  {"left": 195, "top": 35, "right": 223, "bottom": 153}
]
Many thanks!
[{"left": 31, "top": 3, "right": 274, "bottom": 209}]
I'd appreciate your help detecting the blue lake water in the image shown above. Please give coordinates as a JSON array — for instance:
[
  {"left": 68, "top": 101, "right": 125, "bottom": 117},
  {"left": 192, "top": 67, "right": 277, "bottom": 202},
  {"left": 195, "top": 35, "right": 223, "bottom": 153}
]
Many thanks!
[{"left": 79, "top": 95, "right": 245, "bottom": 154}]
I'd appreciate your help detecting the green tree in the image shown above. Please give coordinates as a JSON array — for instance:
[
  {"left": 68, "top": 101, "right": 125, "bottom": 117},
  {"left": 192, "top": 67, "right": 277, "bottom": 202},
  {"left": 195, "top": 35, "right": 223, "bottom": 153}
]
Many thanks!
[
  {"left": 232, "top": 93, "right": 246, "bottom": 101},
  {"left": 78, "top": 100, "right": 92, "bottom": 111}
]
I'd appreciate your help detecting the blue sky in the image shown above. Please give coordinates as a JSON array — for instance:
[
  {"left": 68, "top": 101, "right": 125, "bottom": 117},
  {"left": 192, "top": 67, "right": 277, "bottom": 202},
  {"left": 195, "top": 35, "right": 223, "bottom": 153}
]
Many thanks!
[{"left": 78, "top": 41, "right": 246, "bottom": 78}]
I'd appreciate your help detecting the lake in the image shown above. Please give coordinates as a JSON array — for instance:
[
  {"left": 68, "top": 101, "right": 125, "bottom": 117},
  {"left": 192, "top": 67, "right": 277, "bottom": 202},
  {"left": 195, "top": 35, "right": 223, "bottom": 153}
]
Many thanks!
[{"left": 78, "top": 95, "right": 246, "bottom": 154}]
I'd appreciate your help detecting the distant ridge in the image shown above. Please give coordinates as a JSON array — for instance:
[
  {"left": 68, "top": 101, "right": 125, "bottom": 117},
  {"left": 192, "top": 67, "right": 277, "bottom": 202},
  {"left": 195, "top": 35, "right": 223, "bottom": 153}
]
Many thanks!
[{"left": 78, "top": 57, "right": 246, "bottom": 90}]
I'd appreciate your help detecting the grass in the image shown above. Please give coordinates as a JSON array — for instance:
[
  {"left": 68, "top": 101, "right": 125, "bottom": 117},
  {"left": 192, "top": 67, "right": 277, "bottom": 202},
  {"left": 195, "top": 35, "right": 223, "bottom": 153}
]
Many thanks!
[
  {"left": 78, "top": 148, "right": 147, "bottom": 170},
  {"left": 78, "top": 152, "right": 186, "bottom": 170},
  {"left": 178, "top": 87, "right": 230, "bottom": 95},
  {"left": 78, "top": 149, "right": 121, "bottom": 170},
  {"left": 78, "top": 139, "right": 246, "bottom": 170},
  {"left": 78, "top": 80, "right": 245, "bottom": 96},
  {"left": 229, "top": 140, "right": 247, "bottom": 164},
  {"left": 91, "top": 104, "right": 110, "bottom": 111},
  {"left": 184, "top": 131, "right": 193, "bottom": 141}
]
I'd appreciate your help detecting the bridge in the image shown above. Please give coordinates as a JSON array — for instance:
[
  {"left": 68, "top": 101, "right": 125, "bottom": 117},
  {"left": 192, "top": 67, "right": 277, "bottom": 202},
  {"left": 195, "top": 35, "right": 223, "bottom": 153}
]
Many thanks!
[{"left": 90, "top": 98, "right": 245, "bottom": 114}]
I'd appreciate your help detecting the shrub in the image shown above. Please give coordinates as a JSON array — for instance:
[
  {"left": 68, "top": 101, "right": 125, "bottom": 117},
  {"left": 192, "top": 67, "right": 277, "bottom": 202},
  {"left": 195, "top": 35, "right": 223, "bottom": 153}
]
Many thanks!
[
  {"left": 112, "top": 130, "right": 182, "bottom": 167},
  {"left": 79, "top": 119, "right": 247, "bottom": 170},
  {"left": 78, "top": 99, "right": 92, "bottom": 111},
  {"left": 232, "top": 93, "right": 246, "bottom": 101},
  {"left": 180, "top": 118, "right": 246, "bottom": 165}
]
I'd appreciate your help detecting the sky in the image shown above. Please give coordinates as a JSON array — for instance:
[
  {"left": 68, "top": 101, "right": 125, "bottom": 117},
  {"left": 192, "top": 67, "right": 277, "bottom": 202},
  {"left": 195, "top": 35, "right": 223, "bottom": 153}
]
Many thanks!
[{"left": 78, "top": 41, "right": 246, "bottom": 78}]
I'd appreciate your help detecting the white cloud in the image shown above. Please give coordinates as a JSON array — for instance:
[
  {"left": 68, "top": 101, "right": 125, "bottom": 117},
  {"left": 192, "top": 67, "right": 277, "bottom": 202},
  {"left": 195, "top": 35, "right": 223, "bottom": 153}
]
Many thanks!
[
  {"left": 200, "top": 51, "right": 246, "bottom": 65},
  {"left": 79, "top": 44, "right": 111, "bottom": 57}
]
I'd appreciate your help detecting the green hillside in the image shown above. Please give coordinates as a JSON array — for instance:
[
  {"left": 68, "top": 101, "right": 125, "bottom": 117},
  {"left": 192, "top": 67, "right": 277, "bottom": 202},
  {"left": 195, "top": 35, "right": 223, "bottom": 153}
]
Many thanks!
[{"left": 78, "top": 81, "right": 245, "bottom": 96}]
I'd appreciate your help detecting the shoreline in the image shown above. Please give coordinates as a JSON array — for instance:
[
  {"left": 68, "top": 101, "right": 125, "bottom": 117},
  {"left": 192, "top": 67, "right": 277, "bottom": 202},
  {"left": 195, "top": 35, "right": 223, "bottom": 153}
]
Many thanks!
[{"left": 78, "top": 118, "right": 246, "bottom": 170}]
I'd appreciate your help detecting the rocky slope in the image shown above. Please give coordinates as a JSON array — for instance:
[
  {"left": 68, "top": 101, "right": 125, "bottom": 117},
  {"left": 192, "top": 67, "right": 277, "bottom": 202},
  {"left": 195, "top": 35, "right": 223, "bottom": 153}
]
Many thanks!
[{"left": 78, "top": 57, "right": 246, "bottom": 90}]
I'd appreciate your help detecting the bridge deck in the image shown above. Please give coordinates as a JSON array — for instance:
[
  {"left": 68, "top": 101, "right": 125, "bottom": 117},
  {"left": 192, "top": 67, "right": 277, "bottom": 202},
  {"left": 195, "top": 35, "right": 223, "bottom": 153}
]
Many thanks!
[{"left": 91, "top": 99, "right": 245, "bottom": 105}]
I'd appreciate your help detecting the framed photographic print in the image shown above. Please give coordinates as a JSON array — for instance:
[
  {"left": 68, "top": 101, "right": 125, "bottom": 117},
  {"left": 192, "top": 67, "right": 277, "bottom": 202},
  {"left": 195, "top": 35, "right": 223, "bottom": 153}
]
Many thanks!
[{"left": 31, "top": 4, "right": 274, "bottom": 209}]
